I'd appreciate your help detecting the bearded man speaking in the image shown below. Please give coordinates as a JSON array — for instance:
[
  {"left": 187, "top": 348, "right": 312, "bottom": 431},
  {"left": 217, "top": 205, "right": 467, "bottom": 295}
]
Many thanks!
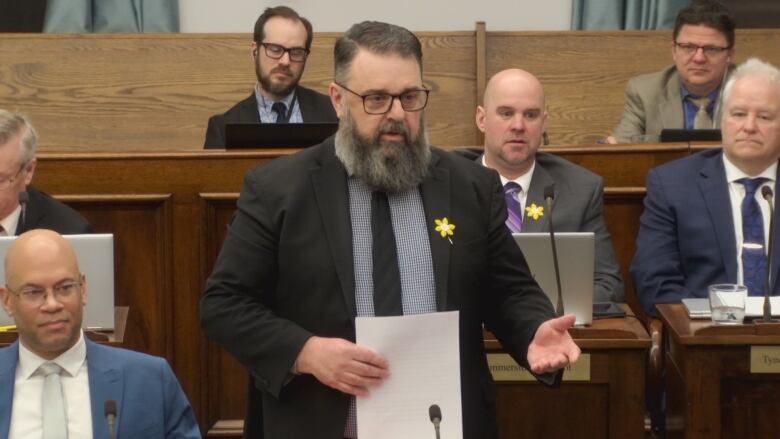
[{"left": 200, "top": 20, "right": 579, "bottom": 439}]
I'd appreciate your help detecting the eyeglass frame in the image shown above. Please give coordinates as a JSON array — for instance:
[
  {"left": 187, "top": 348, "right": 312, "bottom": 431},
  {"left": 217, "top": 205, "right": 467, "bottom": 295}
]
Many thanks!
[
  {"left": 0, "top": 162, "right": 30, "bottom": 192},
  {"left": 258, "top": 42, "right": 310, "bottom": 62},
  {"left": 674, "top": 42, "right": 731, "bottom": 58},
  {"left": 334, "top": 82, "right": 430, "bottom": 115},
  {"left": 5, "top": 277, "right": 84, "bottom": 306}
]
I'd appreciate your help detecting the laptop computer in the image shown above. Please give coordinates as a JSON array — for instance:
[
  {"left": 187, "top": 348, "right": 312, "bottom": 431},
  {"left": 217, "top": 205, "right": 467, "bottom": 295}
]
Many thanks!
[
  {"left": 683, "top": 297, "right": 780, "bottom": 319},
  {"left": 660, "top": 128, "right": 721, "bottom": 142},
  {"left": 0, "top": 234, "right": 115, "bottom": 330},
  {"left": 225, "top": 122, "right": 338, "bottom": 148},
  {"left": 512, "top": 232, "right": 595, "bottom": 325}
]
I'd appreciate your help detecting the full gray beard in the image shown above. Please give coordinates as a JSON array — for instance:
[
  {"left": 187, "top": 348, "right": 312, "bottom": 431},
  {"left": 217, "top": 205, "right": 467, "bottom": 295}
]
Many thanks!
[{"left": 335, "top": 110, "right": 431, "bottom": 194}]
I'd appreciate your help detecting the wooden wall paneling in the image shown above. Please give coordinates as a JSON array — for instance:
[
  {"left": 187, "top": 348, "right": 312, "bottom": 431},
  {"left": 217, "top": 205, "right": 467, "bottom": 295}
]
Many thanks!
[
  {"left": 58, "top": 194, "right": 173, "bottom": 357},
  {"left": 486, "top": 30, "right": 674, "bottom": 145},
  {"left": 200, "top": 193, "right": 248, "bottom": 435}
]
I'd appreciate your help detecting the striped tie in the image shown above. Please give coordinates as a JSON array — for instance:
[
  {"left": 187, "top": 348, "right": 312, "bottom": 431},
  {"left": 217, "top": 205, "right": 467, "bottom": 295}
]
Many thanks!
[{"left": 504, "top": 182, "right": 523, "bottom": 233}]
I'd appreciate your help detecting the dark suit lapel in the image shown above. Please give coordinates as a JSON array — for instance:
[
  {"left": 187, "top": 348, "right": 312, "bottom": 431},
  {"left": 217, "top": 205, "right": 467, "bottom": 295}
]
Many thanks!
[
  {"left": 0, "top": 343, "right": 18, "bottom": 439},
  {"left": 420, "top": 153, "right": 450, "bottom": 311},
  {"left": 310, "top": 142, "right": 356, "bottom": 316},
  {"left": 237, "top": 93, "right": 261, "bottom": 123},
  {"left": 699, "top": 152, "right": 738, "bottom": 281},
  {"left": 522, "top": 164, "right": 554, "bottom": 232},
  {"left": 85, "top": 340, "right": 123, "bottom": 438}
]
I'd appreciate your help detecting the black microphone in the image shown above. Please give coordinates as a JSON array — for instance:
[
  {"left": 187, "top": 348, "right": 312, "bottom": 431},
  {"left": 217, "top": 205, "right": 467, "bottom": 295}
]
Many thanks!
[
  {"left": 544, "top": 184, "right": 564, "bottom": 316},
  {"left": 761, "top": 185, "right": 775, "bottom": 323},
  {"left": 428, "top": 404, "right": 442, "bottom": 439},
  {"left": 105, "top": 400, "right": 117, "bottom": 439},
  {"left": 18, "top": 191, "right": 28, "bottom": 232}
]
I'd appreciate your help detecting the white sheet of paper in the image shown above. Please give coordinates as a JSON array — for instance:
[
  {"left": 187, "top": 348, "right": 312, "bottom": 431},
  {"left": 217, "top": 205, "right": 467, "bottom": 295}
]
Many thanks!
[{"left": 356, "top": 311, "right": 463, "bottom": 439}]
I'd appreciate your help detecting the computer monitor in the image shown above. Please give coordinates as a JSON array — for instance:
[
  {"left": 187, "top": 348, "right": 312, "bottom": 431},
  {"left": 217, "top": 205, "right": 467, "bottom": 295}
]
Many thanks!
[
  {"left": 224, "top": 122, "right": 338, "bottom": 148},
  {"left": 512, "top": 232, "right": 595, "bottom": 325}
]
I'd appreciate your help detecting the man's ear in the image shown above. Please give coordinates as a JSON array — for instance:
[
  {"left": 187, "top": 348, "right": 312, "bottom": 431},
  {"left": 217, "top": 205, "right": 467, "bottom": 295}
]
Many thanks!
[
  {"left": 475, "top": 105, "right": 487, "bottom": 133},
  {"left": 329, "top": 83, "right": 344, "bottom": 118},
  {"left": 0, "top": 287, "right": 14, "bottom": 319}
]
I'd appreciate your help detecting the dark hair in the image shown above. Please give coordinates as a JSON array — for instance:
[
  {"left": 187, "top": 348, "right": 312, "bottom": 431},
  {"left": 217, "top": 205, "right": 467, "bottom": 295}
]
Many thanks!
[
  {"left": 333, "top": 21, "right": 423, "bottom": 83},
  {"left": 253, "top": 6, "right": 313, "bottom": 51},
  {"left": 673, "top": 0, "right": 735, "bottom": 48}
]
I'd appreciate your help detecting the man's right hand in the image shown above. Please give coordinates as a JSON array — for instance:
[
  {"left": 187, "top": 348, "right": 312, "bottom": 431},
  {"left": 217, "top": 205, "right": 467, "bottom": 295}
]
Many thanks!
[{"left": 296, "top": 336, "right": 390, "bottom": 396}]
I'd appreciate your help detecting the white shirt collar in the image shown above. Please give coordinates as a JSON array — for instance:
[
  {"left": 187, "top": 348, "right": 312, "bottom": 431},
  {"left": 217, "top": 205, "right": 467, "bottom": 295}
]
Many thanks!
[
  {"left": 0, "top": 205, "right": 21, "bottom": 236},
  {"left": 18, "top": 330, "right": 87, "bottom": 379},
  {"left": 481, "top": 154, "right": 535, "bottom": 194},
  {"left": 722, "top": 154, "right": 777, "bottom": 183}
]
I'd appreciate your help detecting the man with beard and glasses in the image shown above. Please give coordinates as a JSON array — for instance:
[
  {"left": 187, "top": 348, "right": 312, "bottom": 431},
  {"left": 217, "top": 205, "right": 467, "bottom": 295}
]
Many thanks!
[
  {"left": 201, "top": 21, "right": 579, "bottom": 439},
  {"left": 203, "top": 6, "right": 337, "bottom": 148},
  {"left": 607, "top": 0, "right": 736, "bottom": 143}
]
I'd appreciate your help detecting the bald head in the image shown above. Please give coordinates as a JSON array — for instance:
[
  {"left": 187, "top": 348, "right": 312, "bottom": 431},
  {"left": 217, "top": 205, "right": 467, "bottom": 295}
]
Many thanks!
[
  {"left": 5, "top": 229, "right": 79, "bottom": 286},
  {"left": 477, "top": 68, "right": 548, "bottom": 179},
  {"left": 483, "top": 69, "right": 545, "bottom": 109}
]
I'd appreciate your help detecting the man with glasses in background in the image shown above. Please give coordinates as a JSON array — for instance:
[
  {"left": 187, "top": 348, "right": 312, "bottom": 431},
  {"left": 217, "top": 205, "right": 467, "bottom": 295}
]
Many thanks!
[
  {"left": 0, "top": 110, "right": 91, "bottom": 236},
  {"left": 204, "top": 5, "right": 338, "bottom": 148},
  {"left": 201, "top": 20, "right": 579, "bottom": 439},
  {"left": 0, "top": 229, "right": 200, "bottom": 438},
  {"left": 608, "top": 0, "right": 735, "bottom": 143}
]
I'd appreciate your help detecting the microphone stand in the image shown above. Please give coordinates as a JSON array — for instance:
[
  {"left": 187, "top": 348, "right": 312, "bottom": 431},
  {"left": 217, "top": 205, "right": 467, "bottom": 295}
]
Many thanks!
[
  {"left": 757, "top": 186, "right": 778, "bottom": 323},
  {"left": 544, "top": 184, "right": 564, "bottom": 316}
]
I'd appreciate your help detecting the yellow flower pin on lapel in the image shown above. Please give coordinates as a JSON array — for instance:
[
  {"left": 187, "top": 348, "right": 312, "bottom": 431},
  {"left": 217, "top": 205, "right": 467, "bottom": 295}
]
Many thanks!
[
  {"left": 434, "top": 217, "right": 455, "bottom": 244},
  {"left": 525, "top": 203, "right": 544, "bottom": 220}
]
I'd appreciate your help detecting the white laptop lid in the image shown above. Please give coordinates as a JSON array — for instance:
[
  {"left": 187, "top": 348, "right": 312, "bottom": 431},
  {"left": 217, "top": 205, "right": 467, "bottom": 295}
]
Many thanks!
[
  {"left": 512, "top": 232, "right": 595, "bottom": 325},
  {"left": 0, "top": 234, "right": 115, "bottom": 330}
]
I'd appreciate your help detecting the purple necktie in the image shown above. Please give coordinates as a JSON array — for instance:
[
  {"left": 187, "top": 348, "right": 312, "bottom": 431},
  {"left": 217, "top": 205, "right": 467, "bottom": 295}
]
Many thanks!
[{"left": 504, "top": 182, "right": 523, "bottom": 233}]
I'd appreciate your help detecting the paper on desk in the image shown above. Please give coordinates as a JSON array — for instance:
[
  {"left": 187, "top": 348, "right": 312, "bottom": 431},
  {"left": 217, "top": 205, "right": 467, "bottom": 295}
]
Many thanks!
[{"left": 356, "top": 311, "right": 463, "bottom": 439}]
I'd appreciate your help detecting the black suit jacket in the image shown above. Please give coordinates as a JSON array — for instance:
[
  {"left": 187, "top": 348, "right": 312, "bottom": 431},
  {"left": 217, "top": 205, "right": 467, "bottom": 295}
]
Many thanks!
[
  {"left": 16, "top": 186, "right": 93, "bottom": 235},
  {"left": 203, "top": 85, "right": 338, "bottom": 148},
  {"left": 200, "top": 138, "right": 557, "bottom": 438}
]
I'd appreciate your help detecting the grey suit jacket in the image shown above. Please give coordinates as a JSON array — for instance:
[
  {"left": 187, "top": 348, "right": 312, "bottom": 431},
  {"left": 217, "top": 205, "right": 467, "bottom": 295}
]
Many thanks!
[
  {"left": 612, "top": 65, "right": 685, "bottom": 143},
  {"left": 611, "top": 64, "right": 735, "bottom": 143}
]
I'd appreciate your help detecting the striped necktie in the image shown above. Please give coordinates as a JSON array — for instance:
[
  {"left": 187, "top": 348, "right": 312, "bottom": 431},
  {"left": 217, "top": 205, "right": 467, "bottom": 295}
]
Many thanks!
[{"left": 504, "top": 182, "right": 523, "bottom": 233}]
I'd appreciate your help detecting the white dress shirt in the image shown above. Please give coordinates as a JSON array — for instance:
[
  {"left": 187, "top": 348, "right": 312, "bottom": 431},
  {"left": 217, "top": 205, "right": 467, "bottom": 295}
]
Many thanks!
[
  {"left": 722, "top": 155, "right": 777, "bottom": 285},
  {"left": 9, "top": 331, "right": 93, "bottom": 439},
  {"left": 482, "top": 155, "right": 535, "bottom": 220},
  {"left": 0, "top": 205, "right": 21, "bottom": 236}
]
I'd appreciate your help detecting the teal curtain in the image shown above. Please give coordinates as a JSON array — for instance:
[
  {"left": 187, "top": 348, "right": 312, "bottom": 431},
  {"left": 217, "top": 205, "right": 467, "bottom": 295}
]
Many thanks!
[
  {"left": 44, "top": 0, "right": 179, "bottom": 32},
  {"left": 571, "top": 0, "right": 691, "bottom": 30}
]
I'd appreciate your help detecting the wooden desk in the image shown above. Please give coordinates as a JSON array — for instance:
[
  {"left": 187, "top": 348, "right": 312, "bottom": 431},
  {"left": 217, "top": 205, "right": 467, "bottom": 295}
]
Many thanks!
[
  {"left": 658, "top": 304, "right": 780, "bottom": 439},
  {"left": 484, "top": 309, "right": 650, "bottom": 439}
]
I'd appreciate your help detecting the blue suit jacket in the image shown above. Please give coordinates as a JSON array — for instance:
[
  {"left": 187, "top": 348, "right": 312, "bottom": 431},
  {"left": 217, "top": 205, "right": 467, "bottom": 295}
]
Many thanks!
[
  {"left": 631, "top": 148, "right": 780, "bottom": 316},
  {"left": 0, "top": 339, "right": 201, "bottom": 439}
]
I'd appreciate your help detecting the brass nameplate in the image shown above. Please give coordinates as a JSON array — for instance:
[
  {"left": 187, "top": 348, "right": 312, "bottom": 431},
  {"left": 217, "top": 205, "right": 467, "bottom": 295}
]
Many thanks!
[
  {"left": 487, "top": 353, "right": 590, "bottom": 381},
  {"left": 750, "top": 346, "right": 780, "bottom": 373}
]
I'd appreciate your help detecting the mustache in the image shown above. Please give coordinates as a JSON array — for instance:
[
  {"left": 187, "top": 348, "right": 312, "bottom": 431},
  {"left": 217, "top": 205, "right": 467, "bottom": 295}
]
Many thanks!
[
  {"left": 376, "top": 121, "right": 410, "bottom": 142},
  {"left": 271, "top": 66, "right": 293, "bottom": 76}
]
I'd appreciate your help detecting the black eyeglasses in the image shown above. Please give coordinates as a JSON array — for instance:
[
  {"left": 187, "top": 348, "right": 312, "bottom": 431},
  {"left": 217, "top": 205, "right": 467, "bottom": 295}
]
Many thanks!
[
  {"left": 335, "top": 82, "right": 430, "bottom": 115},
  {"left": 674, "top": 42, "right": 730, "bottom": 57},
  {"left": 259, "top": 42, "right": 309, "bottom": 62}
]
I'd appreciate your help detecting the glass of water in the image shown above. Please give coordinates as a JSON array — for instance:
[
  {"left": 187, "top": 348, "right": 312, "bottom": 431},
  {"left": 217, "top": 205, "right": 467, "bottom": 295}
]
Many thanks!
[{"left": 708, "top": 284, "right": 747, "bottom": 325}]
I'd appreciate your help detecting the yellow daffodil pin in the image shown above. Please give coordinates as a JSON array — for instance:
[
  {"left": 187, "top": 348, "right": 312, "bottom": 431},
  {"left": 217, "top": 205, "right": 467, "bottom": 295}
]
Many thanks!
[
  {"left": 525, "top": 203, "right": 544, "bottom": 220},
  {"left": 434, "top": 217, "right": 455, "bottom": 244}
]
